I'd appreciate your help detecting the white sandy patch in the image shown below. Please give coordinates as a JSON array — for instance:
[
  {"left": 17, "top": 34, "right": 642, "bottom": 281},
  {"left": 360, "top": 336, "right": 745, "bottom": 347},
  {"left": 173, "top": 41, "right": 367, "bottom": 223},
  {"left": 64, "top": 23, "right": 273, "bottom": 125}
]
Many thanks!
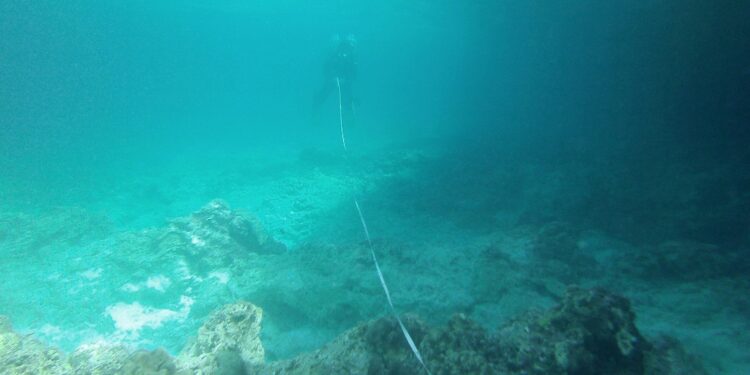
[
  {"left": 38, "top": 324, "right": 62, "bottom": 337},
  {"left": 209, "top": 270, "right": 230, "bottom": 284},
  {"left": 120, "top": 275, "right": 172, "bottom": 293},
  {"left": 146, "top": 275, "right": 171, "bottom": 292},
  {"left": 106, "top": 303, "right": 177, "bottom": 331},
  {"left": 106, "top": 295, "right": 194, "bottom": 332},
  {"left": 81, "top": 268, "right": 103, "bottom": 280},
  {"left": 190, "top": 233, "right": 206, "bottom": 247},
  {"left": 121, "top": 283, "right": 140, "bottom": 292}
]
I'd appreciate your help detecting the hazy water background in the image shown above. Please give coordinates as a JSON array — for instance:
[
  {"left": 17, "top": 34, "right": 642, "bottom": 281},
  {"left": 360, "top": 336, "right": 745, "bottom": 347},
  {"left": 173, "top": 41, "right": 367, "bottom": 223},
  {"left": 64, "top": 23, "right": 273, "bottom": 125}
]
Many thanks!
[
  {"left": 4, "top": 1, "right": 747, "bottom": 203},
  {"left": 2, "top": 0, "right": 750, "bottom": 372}
]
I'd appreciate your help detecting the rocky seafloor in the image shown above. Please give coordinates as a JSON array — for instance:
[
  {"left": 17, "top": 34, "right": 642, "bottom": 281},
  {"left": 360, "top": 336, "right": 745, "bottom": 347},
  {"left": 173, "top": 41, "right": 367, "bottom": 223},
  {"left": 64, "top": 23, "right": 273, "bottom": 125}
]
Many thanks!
[
  {"left": 1, "top": 144, "right": 748, "bottom": 374},
  {"left": 0, "top": 199, "right": 713, "bottom": 374},
  {"left": 0, "top": 286, "right": 708, "bottom": 374}
]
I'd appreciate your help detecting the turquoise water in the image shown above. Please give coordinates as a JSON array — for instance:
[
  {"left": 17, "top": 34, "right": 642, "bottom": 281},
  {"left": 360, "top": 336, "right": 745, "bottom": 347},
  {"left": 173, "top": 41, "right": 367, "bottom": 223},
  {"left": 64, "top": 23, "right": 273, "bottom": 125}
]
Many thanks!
[{"left": 1, "top": 1, "right": 749, "bottom": 374}]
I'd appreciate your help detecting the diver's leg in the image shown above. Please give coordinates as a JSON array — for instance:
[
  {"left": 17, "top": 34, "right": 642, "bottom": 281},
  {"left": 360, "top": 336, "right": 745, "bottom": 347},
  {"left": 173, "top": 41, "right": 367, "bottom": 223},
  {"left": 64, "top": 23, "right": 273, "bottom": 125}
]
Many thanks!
[
  {"left": 313, "top": 82, "right": 333, "bottom": 111},
  {"left": 312, "top": 80, "right": 334, "bottom": 125},
  {"left": 340, "top": 83, "right": 356, "bottom": 126}
]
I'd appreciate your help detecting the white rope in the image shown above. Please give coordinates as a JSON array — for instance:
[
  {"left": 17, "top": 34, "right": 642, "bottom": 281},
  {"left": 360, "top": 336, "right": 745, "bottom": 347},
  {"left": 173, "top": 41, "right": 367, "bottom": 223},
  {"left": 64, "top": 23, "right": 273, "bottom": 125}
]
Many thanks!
[
  {"left": 336, "top": 77, "right": 347, "bottom": 151},
  {"left": 354, "top": 199, "right": 431, "bottom": 373},
  {"left": 338, "top": 78, "right": 431, "bottom": 374}
]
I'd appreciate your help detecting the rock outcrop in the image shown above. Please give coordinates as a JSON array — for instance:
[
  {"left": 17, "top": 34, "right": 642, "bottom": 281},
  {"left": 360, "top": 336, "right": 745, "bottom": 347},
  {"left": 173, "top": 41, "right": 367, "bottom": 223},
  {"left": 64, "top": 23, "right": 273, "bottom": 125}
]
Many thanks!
[
  {"left": 177, "top": 301, "right": 264, "bottom": 374},
  {"left": 257, "top": 314, "right": 430, "bottom": 374},
  {"left": 494, "top": 286, "right": 648, "bottom": 375},
  {"left": 169, "top": 199, "right": 285, "bottom": 257},
  {"left": 0, "top": 288, "right": 707, "bottom": 375},
  {"left": 257, "top": 287, "right": 706, "bottom": 375},
  {"left": 0, "top": 316, "right": 71, "bottom": 374},
  {"left": 68, "top": 343, "right": 177, "bottom": 375}
]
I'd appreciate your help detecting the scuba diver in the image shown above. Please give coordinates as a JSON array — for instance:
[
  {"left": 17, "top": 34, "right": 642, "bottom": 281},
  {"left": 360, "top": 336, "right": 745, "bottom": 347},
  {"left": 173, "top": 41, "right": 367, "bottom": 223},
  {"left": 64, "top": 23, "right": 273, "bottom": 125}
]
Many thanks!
[{"left": 313, "top": 34, "right": 358, "bottom": 125}]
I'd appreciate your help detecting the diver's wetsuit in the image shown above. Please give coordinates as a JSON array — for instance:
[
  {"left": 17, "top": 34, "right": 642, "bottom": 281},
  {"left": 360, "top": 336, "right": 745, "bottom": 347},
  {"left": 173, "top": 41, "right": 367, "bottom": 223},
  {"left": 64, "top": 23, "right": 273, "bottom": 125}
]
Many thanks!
[{"left": 314, "top": 42, "right": 357, "bottom": 122}]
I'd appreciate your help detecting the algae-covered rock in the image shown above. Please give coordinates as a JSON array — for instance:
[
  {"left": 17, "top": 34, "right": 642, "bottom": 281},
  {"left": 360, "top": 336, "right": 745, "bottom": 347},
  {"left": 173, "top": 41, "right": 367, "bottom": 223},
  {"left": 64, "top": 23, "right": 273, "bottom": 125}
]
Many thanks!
[
  {"left": 496, "top": 286, "right": 649, "bottom": 375},
  {"left": 421, "top": 314, "right": 503, "bottom": 375},
  {"left": 1, "top": 315, "right": 181, "bottom": 375},
  {"left": 0, "top": 316, "right": 71, "bottom": 374},
  {"left": 177, "top": 301, "right": 264, "bottom": 374},
  {"left": 258, "top": 314, "right": 429, "bottom": 375},
  {"left": 118, "top": 349, "right": 177, "bottom": 375},
  {"left": 497, "top": 287, "right": 650, "bottom": 375},
  {"left": 0, "top": 286, "right": 709, "bottom": 375},
  {"left": 420, "top": 313, "right": 503, "bottom": 374},
  {"left": 68, "top": 342, "right": 130, "bottom": 374},
  {"left": 258, "top": 287, "right": 707, "bottom": 375},
  {"left": 69, "top": 343, "right": 177, "bottom": 375}
]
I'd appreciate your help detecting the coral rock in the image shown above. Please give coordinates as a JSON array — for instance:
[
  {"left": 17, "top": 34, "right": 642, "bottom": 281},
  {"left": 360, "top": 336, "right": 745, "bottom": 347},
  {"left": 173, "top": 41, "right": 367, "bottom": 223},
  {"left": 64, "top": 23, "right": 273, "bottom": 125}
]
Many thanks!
[
  {"left": 177, "top": 301, "right": 265, "bottom": 374},
  {"left": 172, "top": 200, "right": 284, "bottom": 254},
  {"left": 119, "top": 349, "right": 177, "bottom": 375},
  {"left": 497, "top": 286, "right": 650, "bottom": 375},
  {"left": 0, "top": 316, "right": 71, "bottom": 374},
  {"left": 259, "top": 314, "right": 429, "bottom": 374}
]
